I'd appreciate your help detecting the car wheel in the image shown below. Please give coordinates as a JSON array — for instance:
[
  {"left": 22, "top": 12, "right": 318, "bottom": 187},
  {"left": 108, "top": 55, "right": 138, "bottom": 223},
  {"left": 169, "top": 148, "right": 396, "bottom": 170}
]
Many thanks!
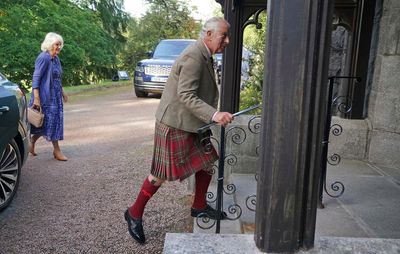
[
  {"left": 134, "top": 88, "right": 148, "bottom": 98},
  {"left": 0, "top": 139, "right": 22, "bottom": 211}
]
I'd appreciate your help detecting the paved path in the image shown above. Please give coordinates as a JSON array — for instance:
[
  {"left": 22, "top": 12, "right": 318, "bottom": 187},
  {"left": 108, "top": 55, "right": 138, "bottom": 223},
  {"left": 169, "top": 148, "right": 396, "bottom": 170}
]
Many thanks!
[
  {"left": 165, "top": 152, "right": 400, "bottom": 253},
  {"left": 167, "top": 145, "right": 400, "bottom": 253},
  {"left": 0, "top": 85, "right": 192, "bottom": 253}
]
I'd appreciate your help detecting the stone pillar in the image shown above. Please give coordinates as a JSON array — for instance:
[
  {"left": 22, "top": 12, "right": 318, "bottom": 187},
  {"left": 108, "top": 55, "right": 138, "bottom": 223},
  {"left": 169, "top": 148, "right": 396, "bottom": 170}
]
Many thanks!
[
  {"left": 254, "top": 0, "right": 333, "bottom": 252},
  {"left": 368, "top": 0, "right": 400, "bottom": 168}
]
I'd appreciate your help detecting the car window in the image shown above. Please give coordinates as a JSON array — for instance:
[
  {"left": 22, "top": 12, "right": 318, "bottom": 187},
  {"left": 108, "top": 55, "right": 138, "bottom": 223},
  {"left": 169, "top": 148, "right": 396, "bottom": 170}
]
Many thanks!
[
  {"left": 153, "top": 41, "right": 194, "bottom": 59},
  {"left": 118, "top": 71, "right": 129, "bottom": 78}
]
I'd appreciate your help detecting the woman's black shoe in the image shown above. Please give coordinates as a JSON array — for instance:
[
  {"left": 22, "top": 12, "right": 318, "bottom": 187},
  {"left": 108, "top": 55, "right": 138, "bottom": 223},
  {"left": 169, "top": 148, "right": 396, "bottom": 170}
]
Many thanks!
[
  {"left": 191, "top": 205, "right": 227, "bottom": 220},
  {"left": 124, "top": 209, "right": 146, "bottom": 244}
]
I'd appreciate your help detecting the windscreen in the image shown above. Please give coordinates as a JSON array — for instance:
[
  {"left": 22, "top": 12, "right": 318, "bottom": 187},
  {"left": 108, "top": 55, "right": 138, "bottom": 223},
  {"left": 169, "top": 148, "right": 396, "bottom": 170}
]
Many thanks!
[{"left": 153, "top": 40, "right": 194, "bottom": 59}]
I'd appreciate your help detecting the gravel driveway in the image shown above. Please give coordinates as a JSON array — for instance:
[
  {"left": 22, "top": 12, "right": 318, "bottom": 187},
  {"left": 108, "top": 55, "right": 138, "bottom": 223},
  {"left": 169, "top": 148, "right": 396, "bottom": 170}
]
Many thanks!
[{"left": 0, "top": 85, "right": 192, "bottom": 253}]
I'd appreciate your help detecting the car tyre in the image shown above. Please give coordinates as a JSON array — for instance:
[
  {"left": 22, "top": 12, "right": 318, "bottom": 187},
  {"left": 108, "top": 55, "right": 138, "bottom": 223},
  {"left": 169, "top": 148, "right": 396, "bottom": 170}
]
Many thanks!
[
  {"left": 134, "top": 88, "right": 148, "bottom": 98},
  {"left": 0, "top": 139, "right": 22, "bottom": 211}
]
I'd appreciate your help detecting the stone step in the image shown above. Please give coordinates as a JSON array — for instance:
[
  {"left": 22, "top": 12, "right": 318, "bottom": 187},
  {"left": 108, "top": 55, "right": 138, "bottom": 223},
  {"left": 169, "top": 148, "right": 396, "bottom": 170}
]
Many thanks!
[
  {"left": 164, "top": 233, "right": 400, "bottom": 254},
  {"left": 192, "top": 173, "right": 258, "bottom": 234},
  {"left": 224, "top": 159, "right": 400, "bottom": 238},
  {"left": 193, "top": 182, "right": 243, "bottom": 234},
  {"left": 231, "top": 173, "right": 257, "bottom": 234}
]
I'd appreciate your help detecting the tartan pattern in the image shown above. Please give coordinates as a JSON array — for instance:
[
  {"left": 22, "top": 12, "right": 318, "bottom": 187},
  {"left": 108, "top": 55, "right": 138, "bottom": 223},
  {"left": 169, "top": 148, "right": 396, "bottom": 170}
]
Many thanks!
[{"left": 151, "top": 121, "right": 218, "bottom": 181}]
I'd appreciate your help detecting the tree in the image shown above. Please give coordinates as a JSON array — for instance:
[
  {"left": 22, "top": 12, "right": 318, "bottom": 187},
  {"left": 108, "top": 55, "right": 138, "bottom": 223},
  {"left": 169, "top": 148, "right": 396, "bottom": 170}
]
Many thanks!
[
  {"left": 0, "top": 0, "right": 125, "bottom": 86},
  {"left": 0, "top": 2, "right": 42, "bottom": 83},
  {"left": 240, "top": 11, "right": 267, "bottom": 111},
  {"left": 71, "top": 0, "right": 129, "bottom": 42},
  {"left": 119, "top": 0, "right": 200, "bottom": 73},
  {"left": 0, "top": 0, "right": 202, "bottom": 86}
]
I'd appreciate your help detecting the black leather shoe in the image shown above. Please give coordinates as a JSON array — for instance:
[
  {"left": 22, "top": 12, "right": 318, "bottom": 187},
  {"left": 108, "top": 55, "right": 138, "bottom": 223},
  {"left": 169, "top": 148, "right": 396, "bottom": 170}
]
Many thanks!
[
  {"left": 191, "top": 205, "right": 227, "bottom": 220},
  {"left": 124, "top": 209, "right": 146, "bottom": 244}
]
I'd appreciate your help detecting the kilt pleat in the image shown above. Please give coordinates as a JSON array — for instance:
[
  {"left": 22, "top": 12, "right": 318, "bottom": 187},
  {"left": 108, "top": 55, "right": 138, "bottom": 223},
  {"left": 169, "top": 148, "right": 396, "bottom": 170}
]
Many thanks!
[{"left": 150, "top": 121, "right": 218, "bottom": 181}]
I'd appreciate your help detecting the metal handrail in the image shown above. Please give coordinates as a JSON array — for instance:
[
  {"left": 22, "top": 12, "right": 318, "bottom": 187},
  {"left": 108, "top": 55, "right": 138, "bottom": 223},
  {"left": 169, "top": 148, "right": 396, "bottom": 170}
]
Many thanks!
[
  {"left": 318, "top": 76, "right": 360, "bottom": 208},
  {"left": 196, "top": 103, "right": 261, "bottom": 233},
  {"left": 197, "top": 104, "right": 261, "bottom": 134}
]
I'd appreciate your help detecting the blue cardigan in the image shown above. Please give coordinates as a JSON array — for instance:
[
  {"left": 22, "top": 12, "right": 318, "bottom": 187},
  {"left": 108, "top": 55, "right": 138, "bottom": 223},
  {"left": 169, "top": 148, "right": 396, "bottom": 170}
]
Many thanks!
[{"left": 30, "top": 52, "right": 62, "bottom": 106}]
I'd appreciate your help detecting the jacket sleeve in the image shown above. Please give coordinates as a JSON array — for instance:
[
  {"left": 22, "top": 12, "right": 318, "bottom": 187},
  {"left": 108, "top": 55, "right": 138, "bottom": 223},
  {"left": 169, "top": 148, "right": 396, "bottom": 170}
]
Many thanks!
[
  {"left": 32, "top": 54, "right": 49, "bottom": 89},
  {"left": 176, "top": 55, "right": 216, "bottom": 123}
]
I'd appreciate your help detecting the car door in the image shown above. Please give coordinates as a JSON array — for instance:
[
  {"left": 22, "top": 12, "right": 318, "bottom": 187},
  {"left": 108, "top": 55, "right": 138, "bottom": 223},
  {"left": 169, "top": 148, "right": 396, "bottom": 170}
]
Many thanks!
[{"left": 0, "top": 86, "right": 19, "bottom": 151}]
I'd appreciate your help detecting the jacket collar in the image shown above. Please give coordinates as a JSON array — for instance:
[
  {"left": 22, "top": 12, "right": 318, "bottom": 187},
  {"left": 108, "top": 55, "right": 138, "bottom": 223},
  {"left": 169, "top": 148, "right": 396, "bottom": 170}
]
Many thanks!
[
  {"left": 196, "top": 39, "right": 215, "bottom": 73},
  {"left": 196, "top": 39, "right": 212, "bottom": 60}
]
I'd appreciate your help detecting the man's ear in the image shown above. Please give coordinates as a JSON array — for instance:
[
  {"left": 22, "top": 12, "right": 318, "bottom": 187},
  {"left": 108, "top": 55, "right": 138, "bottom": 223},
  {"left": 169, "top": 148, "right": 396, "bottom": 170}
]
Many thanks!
[{"left": 206, "top": 30, "right": 212, "bottom": 38}]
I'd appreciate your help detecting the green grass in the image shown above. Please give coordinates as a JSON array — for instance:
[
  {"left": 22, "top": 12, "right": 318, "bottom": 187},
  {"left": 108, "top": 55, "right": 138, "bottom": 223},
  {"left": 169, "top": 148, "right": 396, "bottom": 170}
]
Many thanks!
[
  {"left": 26, "top": 80, "right": 132, "bottom": 101},
  {"left": 63, "top": 80, "right": 131, "bottom": 94}
]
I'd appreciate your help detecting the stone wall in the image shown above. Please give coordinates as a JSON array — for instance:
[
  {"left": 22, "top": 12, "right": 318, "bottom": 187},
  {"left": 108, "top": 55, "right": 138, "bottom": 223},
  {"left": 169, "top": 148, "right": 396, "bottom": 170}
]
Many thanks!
[
  {"left": 223, "top": 115, "right": 260, "bottom": 176},
  {"left": 329, "top": 0, "right": 399, "bottom": 169},
  {"left": 367, "top": 0, "right": 400, "bottom": 168},
  {"left": 327, "top": 117, "right": 370, "bottom": 161}
]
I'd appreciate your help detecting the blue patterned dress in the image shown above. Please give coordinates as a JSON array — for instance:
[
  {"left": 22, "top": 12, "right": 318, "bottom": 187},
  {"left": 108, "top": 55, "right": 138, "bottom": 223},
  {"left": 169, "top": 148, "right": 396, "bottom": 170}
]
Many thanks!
[{"left": 30, "top": 57, "right": 64, "bottom": 141}]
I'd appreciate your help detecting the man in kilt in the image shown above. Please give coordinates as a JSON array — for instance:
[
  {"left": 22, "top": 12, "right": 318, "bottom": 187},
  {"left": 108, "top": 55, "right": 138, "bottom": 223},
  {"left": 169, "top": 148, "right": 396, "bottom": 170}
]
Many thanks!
[{"left": 124, "top": 17, "right": 233, "bottom": 244}]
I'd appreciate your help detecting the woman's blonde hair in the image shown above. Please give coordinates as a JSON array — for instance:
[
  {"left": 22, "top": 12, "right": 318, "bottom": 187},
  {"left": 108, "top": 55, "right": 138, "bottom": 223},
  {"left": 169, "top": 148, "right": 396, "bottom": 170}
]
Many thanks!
[{"left": 41, "top": 32, "right": 64, "bottom": 52}]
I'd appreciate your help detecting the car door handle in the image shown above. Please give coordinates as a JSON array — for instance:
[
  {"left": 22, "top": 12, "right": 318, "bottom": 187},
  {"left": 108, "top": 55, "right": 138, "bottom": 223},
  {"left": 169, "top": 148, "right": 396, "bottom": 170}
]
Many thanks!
[{"left": 0, "top": 106, "right": 10, "bottom": 115}]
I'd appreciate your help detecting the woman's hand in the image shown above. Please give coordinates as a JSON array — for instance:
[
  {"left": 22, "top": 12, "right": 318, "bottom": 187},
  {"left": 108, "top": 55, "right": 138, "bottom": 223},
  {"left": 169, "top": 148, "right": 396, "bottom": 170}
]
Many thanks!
[
  {"left": 33, "top": 100, "right": 41, "bottom": 108},
  {"left": 32, "top": 88, "right": 41, "bottom": 109},
  {"left": 32, "top": 103, "right": 41, "bottom": 110},
  {"left": 62, "top": 92, "right": 68, "bottom": 103}
]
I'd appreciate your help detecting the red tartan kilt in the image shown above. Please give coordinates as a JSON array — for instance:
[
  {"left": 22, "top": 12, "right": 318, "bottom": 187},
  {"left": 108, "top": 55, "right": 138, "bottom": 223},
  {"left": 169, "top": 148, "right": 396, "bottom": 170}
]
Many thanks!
[{"left": 150, "top": 121, "right": 218, "bottom": 181}]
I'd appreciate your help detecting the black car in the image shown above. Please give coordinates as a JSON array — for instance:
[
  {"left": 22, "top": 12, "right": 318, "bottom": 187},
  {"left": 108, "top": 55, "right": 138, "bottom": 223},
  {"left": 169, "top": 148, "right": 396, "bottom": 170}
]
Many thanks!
[
  {"left": 0, "top": 72, "right": 29, "bottom": 211},
  {"left": 112, "top": 70, "right": 131, "bottom": 81}
]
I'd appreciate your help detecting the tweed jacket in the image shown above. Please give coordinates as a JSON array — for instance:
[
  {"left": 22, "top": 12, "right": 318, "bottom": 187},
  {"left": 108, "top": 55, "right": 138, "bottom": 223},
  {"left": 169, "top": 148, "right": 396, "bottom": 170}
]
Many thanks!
[{"left": 155, "top": 39, "right": 219, "bottom": 133}]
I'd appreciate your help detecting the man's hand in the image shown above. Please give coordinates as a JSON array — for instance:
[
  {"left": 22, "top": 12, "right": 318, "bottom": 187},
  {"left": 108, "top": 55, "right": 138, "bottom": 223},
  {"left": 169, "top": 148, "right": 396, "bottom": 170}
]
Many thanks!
[{"left": 213, "top": 111, "right": 234, "bottom": 127}]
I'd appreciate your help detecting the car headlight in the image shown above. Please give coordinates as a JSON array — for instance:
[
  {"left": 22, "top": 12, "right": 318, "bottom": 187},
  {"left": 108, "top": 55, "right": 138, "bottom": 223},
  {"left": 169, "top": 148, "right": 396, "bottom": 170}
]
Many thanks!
[{"left": 135, "top": 65, "right": 145, "bottom": 73}]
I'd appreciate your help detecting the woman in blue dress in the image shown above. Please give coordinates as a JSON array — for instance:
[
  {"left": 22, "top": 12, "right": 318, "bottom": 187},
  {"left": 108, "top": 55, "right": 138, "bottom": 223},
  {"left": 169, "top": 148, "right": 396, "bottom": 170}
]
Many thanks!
[{"left": 29, "top": 32, "right": 69, "bottom": 161}]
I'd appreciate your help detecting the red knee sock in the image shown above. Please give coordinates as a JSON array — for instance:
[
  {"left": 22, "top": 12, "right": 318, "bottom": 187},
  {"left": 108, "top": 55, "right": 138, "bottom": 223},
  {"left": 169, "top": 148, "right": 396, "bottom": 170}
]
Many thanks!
[
  {"left": 192, "top": 170, "right": 212, "bottom": 210},
  {"left": 129, "top": 178, "right": 160, "bottom": 219}
]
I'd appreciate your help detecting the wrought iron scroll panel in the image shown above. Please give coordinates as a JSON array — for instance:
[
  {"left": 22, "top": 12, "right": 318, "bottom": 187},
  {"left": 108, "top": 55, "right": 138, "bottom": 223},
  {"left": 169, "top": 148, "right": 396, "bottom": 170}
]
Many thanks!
[
  {"left": 318, "top": 76, "right": 361, "bottom": 208},
  {"left": 197, "top": 104, "right": 261, "bottom": 233},
  {"left": 195, "top": 77, "right": 360, "bottom": 232}
]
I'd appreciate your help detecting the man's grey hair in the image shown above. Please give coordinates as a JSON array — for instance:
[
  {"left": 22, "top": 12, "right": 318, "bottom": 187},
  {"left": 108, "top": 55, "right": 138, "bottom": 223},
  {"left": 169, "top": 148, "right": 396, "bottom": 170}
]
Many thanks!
[
  {"left": 41, "top": 32, "right": 64, "bottom": 52},
  {"left": 199, "top": 17, "right": 230, "bottom": 38}
]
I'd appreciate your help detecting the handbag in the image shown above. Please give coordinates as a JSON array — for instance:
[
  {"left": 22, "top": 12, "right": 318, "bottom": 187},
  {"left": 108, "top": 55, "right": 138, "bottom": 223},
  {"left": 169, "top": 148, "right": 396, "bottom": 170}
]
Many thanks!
[{"left": 27, "top": 106, "right": 44, "bottom": 128}]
